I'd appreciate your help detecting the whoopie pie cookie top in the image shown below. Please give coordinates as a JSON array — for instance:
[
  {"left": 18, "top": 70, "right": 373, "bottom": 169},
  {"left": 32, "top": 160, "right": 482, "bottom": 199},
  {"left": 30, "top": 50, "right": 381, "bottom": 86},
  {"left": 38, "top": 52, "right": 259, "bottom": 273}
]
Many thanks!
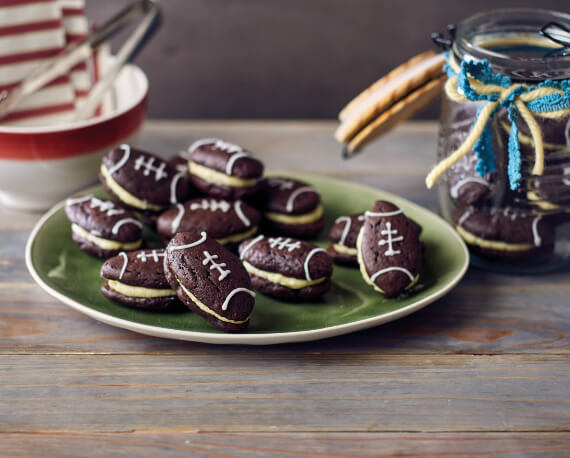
[
  {"left": 358, "top": 200, "right": 422, "bottom": 298},
  {"left": 261, "top": 177, "right": 321, "bottom": 215},
  {"left": 328, "top": 213, "right": 365, "bottom": 249},
  {"left": 453, "top": 205, "right": 554, "bottom": 250},
  {"left": 157, "top": 198, "right": 260, "bottom": 241},
  {"left": 101, "top": 249, "right": 171, "bottom": 290},
  {"left": 65, "top": 194, "right": 142, "bottom": 243},
  {"left": 188, "top": 138, "right": 264, "bottom": 179},
  {"left": 239, "top": 235, "right": 333, "bottom": 281},
  {"left": 100, "top": 144, "right": 189, "bottom": 211},
  {"left": 164, "top": 231, "right": 256, "bottom": 328}
]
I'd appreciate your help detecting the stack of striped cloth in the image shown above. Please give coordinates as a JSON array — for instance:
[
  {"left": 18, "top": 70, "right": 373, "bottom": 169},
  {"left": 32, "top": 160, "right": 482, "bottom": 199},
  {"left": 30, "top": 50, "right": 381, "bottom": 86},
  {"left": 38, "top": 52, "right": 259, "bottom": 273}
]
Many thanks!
[{"left": 0, "top": 0, "right": 109, "bottom": 126}]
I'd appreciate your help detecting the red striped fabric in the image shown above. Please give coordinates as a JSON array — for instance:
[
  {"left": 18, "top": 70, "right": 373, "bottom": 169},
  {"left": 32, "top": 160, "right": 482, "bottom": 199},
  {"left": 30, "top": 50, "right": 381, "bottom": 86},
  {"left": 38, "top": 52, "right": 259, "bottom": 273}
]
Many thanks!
[
  {"left": 61, "top": 7, "right": 84, "bottom": 16},
  {"left": 0, "top": 47, "right": 62, "bottom": 66},
  {"left": 0, "top": 19, "right": 62, "bottom": 36},
  {"left": 0, "top": 0, "right": 99, "bottom": 126},
  {"left": 0, "top": 0, "right": 55, "bottom": 7},
  {"left": 1, "top": 101, "right": 75, "bottom": 122},
  {"left": 0, "top": 74, "right": 69, "bottom": 92}
]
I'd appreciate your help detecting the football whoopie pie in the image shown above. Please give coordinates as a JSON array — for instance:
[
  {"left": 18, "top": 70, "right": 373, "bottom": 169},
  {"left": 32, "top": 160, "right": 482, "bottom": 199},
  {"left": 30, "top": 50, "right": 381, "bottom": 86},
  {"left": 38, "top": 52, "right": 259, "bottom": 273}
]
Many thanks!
[
  {"left": 453, "top": 205, "right": 555, "bottom": 256},
  {"left": 101, "top": 249, "right": 183, "bottom": 311},
  {"left": 188, "top": 138, "right": 264, "bottom": 200},
  {"left": 99, "top": 144, "right": 191, "bottom": 214},
  {"left": 357, "top": 200, "right": 422, "bottom": 298},
  {"left": 327, "top": 213, "right": 365, "bottom": 266},
  {"left": 238, "top": 235, "right": 333, "bottom": 301},
  {"left": 164, "top": 231, "right": 256, "bottom": 331},
  {"left": 444, "top": 106, "right": 496, "bottom": 206},
  {"left": 156, "top": 197, "right": 261, "bottom": 247},
  {"left": 259, "top": 177, "right": 325, "bottom": 239},
  {"left": 65, "top": 194, "right": 143, "bottom": 258}
]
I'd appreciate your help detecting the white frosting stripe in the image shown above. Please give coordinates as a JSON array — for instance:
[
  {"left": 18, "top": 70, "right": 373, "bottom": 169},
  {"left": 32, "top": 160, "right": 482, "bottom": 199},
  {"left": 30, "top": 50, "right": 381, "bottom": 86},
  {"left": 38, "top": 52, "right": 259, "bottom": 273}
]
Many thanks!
[
  {"left": 171, "top": 203, "right": 186, "bottom": 234},
  {"left": 188, "top": 138, "right": 219, "bottom": 153},
  {"left": 563, "top": 166, "right": 570, "bottom": 186},
  {"left": 234, "top": 200, "right": 251, "bottom": 227},
  {"left": 286, "top": 186, "right": 318, "bottom": 213},
  {"left": 364, "top": 209, "right": 403, "bottom": 218},
  {"left": 221, "top": 287, "right": 256, "bottom": 311},
  {"left": 370, "top": 267, "right": 415, "bottom": 283},
  {"left": 225, "top": 152, "right": 249, "bottom": 175},
  {"left": 304, "top": 248, "right": 326, "bottom": 281},
  {"left": 107, "top": 144, "right": 131, "bottom": 176},
  {"left": 111, "top": 218, "right": 143, "bottom": 235},
  {"left": 66, "top": 194, "right": 93, "bottom": 206},
  {"left": 202, "top": 250, "right": 231, "bottom": 281},
  {"left": 170, "top": 172, "right": 184, "bottom": 205},
  {"left": 169, "top": 231, "right": 207, "bottom": 251},
  {"left": 118, "top": 252, "right": 129, "bottom": 280},
  {"left": 458, "top": 209, "right": 473, "bottom": 227},
  {"left": 450, "top": 177, "right": 491, "bottom": 198},
  {"left": 239, "top": 235, "right": 264, "bottom": 260},
  {"left": 176, "top": 279, "right": 251, "bottom": 324},
  {"left": 335, "top": 216, "right": 352, "bottom": 246},
  {"left": 532, "top": 215, "right": 543, "bottom": 247}
]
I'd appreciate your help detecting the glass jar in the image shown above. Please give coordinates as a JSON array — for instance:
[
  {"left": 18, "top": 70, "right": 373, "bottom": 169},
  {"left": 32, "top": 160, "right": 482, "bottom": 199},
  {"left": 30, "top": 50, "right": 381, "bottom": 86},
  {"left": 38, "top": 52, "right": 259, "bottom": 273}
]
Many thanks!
[{"left": 436, "top": 8, "right": 570, "bottom": 273}]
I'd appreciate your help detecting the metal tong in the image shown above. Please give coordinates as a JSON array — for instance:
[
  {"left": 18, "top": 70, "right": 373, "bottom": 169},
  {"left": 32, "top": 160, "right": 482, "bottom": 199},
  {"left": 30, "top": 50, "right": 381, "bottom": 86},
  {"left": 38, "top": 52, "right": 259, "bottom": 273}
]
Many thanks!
[{"left": 0, "top": 0, "right": 161, "bottom": 122}]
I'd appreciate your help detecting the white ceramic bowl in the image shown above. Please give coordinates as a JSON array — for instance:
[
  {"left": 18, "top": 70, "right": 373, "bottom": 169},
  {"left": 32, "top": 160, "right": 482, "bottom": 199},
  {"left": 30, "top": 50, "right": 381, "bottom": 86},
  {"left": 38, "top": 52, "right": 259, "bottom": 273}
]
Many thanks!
[{"left": 0, "top": 64, "right": 148, "bottom": 211}]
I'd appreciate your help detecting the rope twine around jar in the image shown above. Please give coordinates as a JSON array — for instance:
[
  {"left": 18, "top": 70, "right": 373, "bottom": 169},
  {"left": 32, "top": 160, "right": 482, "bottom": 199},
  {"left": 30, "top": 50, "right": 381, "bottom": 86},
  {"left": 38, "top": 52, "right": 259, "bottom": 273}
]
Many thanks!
[{"left": 425, "top": 53, "right": 570, "bottom": 190}]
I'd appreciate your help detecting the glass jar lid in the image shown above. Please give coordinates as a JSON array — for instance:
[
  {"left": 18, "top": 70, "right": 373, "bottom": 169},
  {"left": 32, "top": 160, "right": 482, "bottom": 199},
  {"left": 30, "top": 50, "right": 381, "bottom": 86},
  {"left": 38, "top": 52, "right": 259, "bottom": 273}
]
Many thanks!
[{"left": 452, "top": 8, "right": 570, "bottom": 81}]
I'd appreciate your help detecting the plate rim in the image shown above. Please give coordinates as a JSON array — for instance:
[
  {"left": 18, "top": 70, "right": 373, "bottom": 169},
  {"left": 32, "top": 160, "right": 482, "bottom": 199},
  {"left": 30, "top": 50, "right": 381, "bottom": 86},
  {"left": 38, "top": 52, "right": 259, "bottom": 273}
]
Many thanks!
[{"left": 25, "top": 173, "right": 470, "bottom": 345}]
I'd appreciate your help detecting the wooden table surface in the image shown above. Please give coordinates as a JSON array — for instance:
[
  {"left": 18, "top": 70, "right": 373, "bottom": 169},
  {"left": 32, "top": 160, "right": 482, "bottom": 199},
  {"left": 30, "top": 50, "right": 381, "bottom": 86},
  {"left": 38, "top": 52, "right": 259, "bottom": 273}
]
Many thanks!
[{"left": 1, "top": 120, "right": 569, "bottom": 456}]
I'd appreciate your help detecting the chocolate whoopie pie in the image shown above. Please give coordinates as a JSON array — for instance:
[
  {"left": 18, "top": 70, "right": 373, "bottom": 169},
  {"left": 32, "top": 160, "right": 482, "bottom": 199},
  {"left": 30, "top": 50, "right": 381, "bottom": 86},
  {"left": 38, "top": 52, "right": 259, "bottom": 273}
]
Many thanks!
[
  {"left": 496, "top": 112, "right": 570, "bottom": 210},
  {"left": 99, "top": 144, "right": 191, "bottom": 214},
  {"left": 453, "top": 205, "right": 555, "bottom": 256},
  {"left": 65, "top": 194, "right": 143, "bottom": 258},
  {"left": 164, "top": 231, "right": 255, "bottom": 331},
  {"left": 327, "top": 213, "right": 365, "bottom": 266},
  {"left": 188, "top": 138, "right": 264, "bottom": 199},
  {"left": 445, "top": 107, "right": 495, "bottom": 205},
  {"left": 156, "top": 198, "right": 260, "bottom": 247},
  {"left": 357, "top": 201, "right": 422, "bottom": 298},
  {"left": 526, "top": 151, "right": 570, "bottom": 211},
  {"left": 259, "top": 177, "right": 325, "bottom": 239},
  {"left": 101, "top": 249, "right": 183, "bottom": 311},
  {"left": 238, "top": 235, "right": 333, "bottom": 301}
]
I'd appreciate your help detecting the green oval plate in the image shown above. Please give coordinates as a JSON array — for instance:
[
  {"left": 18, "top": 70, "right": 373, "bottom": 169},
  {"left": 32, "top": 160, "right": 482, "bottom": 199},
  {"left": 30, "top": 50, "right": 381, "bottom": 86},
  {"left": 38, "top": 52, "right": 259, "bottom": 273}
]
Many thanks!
[{"left": 26, "top": 173, "right": 469, "bottom": 345}]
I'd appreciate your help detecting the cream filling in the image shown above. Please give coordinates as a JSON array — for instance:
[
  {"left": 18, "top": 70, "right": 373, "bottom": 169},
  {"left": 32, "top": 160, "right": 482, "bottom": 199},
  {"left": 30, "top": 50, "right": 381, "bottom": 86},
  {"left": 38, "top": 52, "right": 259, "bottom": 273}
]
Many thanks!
[
  {"left": 107, "top": 280, "right": 176, "bottom": 298},
  {"left": 264, "top": 204, "right": 324, "bottom": 225},
  {"left": 189, "top": 161, "right": 258, "bottom": 188},
  {"left": 100, "top": 164, "right": 164, "bottom": 211},
  {"left": 455, "top": 225, "right": 533, "bottom": 252},
  {"left": 356, "top": 229, "right": 418, "bottom": 294},
  {"left": 242, "top": 261, "right": 326, "bottom": 290},
  {"left": 72, "top": 224, "right": 142, "bottom": 251},
  {"left": 216, "top": 226, "right": 258, "bottom": 245},
  {"left": 176, "top": 279, "right": 250, "bottom": 325},
  {"left": 332, "top": 243, "right": 357, "bottom": 256},
  {"left": 527, "top": 190, "right": 564, "bottom": 211}
]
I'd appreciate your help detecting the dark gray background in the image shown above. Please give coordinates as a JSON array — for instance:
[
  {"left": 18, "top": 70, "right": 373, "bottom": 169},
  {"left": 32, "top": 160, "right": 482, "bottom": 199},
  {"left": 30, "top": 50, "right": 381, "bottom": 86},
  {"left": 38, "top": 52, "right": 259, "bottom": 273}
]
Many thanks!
[{"left": 86, "top": 0, "right": 568, "bottom": 119}]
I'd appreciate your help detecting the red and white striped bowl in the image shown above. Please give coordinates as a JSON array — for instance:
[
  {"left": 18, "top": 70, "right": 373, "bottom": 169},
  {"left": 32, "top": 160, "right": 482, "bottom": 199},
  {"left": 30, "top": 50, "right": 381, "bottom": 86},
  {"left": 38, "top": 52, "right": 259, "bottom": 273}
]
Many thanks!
[{"left": 0, "top": 63, "right": 148, "bottom": 211}]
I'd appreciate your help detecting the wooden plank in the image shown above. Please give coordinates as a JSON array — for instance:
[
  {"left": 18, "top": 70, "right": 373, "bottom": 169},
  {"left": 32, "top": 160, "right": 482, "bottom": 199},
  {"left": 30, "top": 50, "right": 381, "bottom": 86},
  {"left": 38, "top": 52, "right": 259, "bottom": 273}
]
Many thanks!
[
  {"left": 2, "top": 432, "right": 570, "bottom": 457},
  {"left": 1, "top": 272, "right": 569, "bottom": 355},
  {"left": 0, "top": 354, "right": 568, "bottom": 433}
]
